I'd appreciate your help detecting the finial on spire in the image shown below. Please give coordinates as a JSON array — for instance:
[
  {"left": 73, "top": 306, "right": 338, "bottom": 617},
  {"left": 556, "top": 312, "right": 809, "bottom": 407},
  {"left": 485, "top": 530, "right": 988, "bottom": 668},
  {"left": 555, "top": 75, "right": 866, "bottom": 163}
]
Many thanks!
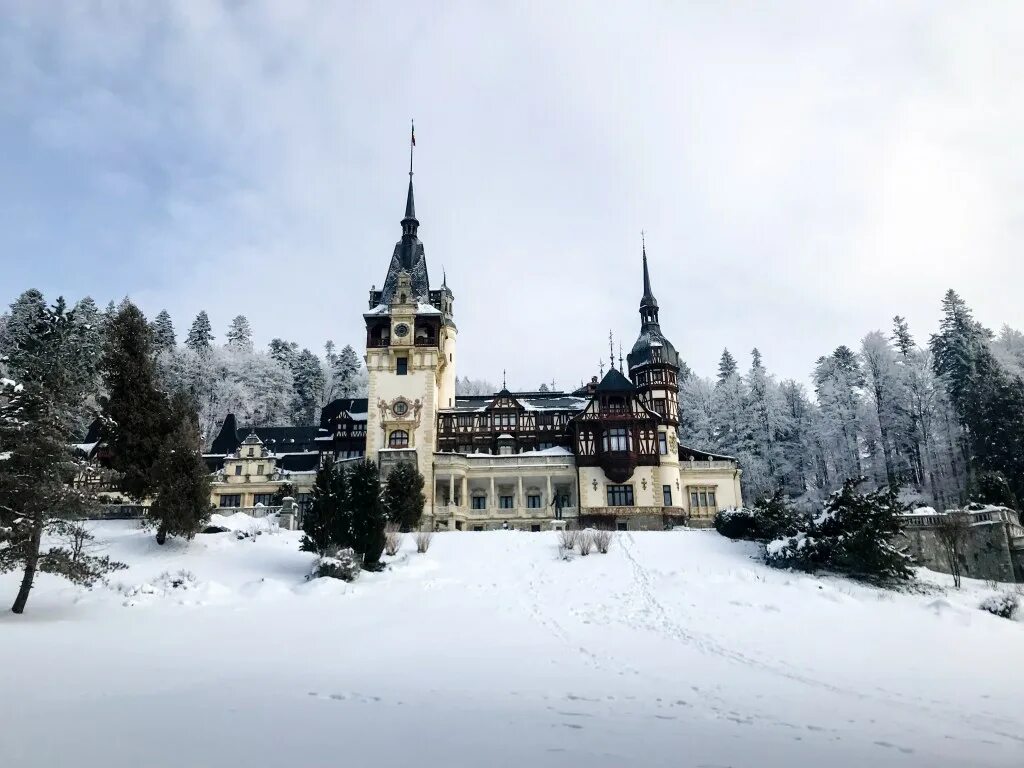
[
  {"left": 618, "top": 342, "right": 624, "bottom": 371},
  {"left": 409, "top": 119, "right": 415, "bottom": 178},
  {"left": 502, "top": 369, "right": 507, "bottom": 389},
  {"left": 608, "top": 330, "right": 615, "bottom": 371},
  {"left": 599, "top": 359, "right": 605, "bottom": 378},
  {"left": 402, "top": 120, "right": 418, "bottom": 230},
  {"left": 442, "top": 266, "right": 447, "bottom": 287}
]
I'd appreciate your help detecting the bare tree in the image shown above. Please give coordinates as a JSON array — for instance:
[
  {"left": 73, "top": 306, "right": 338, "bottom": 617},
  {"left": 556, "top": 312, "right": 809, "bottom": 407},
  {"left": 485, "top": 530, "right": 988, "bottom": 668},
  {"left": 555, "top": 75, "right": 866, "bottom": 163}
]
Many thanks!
[{"left": 935, "top": 512, "right": 971, "bottom": 588}]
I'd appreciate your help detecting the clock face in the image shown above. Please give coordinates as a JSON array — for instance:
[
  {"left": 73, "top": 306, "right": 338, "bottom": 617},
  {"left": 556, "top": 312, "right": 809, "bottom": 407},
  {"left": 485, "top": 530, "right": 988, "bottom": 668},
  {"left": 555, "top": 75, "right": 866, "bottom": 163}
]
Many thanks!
[
  {"left": 394, "top": 323, "right": 410, "bottom": 338},
  {"left": 393, "top": 400, "right": 409, "bottom": 416}
]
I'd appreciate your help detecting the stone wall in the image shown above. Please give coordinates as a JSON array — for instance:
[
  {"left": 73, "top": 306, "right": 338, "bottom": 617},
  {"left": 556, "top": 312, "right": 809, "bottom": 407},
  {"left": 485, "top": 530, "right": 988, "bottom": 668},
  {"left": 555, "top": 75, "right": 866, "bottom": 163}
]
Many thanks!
[{"left": 897, "top": 508, "right": 1023, "bottom": 584}]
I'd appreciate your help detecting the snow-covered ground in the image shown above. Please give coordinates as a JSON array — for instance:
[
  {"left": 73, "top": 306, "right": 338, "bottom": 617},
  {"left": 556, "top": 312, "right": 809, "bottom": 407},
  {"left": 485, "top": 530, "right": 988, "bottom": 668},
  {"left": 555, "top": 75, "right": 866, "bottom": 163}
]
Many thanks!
[{"left": 1, "top": 516, "right": 1021, "bottom": 768}]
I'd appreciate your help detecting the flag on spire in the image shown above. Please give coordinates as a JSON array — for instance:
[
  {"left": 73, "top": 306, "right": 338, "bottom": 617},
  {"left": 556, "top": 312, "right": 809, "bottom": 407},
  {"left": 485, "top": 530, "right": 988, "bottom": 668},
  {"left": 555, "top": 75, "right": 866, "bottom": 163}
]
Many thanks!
[{"left": 411, "top": 121, "right": 416, "bottom": 147}]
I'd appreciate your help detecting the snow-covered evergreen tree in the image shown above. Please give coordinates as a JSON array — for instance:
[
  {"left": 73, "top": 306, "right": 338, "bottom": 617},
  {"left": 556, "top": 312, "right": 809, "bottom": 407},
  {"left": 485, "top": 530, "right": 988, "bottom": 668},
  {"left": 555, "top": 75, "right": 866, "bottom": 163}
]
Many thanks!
[
  {"left": 291, "top": 348, "right": 325, "bottom": 425},
  {"left": 717, "top": 348, "right": 738, "bottom": 383},
  {"left": 185, "top": 310, "right": 214, "bottom": 353},
  {"left": 330, "top": 344, "right": 365, "bottom": 400},
  {"left": 151, "top": 309, "right": 176, "bottom": 352},
  {"left": 226, "top": 314, "right": 253, "bottom": 353},
  {"left": 148, "top": 392, "right": 211, "bottom": 545},
  {"left": 383, "top": 462, "right": 425, "bottom": 531}
]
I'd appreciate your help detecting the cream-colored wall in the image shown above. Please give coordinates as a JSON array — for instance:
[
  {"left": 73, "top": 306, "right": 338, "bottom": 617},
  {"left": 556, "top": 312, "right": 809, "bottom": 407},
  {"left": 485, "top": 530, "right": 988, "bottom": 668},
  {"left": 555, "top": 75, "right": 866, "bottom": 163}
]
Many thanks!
[{"left": 437, "top": 326, "right": 457, "bottom": 411}]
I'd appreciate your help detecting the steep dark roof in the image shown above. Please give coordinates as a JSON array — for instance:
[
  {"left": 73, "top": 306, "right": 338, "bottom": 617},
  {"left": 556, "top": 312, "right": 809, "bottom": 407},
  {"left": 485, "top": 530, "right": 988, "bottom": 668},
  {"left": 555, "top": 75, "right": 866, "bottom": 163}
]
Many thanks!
[
  {"left": 379, "top": 177, "right": 431, "bottom": 304},
  {"left": 447, "top": 391, "right": 589, "bottom": 413},
  {"left": 677, "top": 442, "right": 737, "bottom": 462},
  {"left": 319, "top": 398, "right": 369, "bottom": 429},
  {"left": 595, "top": 368, "right": 635, "bottom": 392},
  {"left": 208, "top": 414, "right": 321, "bottom": 456},
  {"left": 627, "top": 245, "right": 681, "bottom": 372}
]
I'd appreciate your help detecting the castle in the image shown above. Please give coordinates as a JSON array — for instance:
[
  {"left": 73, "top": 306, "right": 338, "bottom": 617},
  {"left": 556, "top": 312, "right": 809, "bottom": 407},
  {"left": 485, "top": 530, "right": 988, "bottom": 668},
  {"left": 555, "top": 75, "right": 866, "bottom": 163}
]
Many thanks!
[{"left": 206, "top": 154, "right": 743, "bottom": 530}]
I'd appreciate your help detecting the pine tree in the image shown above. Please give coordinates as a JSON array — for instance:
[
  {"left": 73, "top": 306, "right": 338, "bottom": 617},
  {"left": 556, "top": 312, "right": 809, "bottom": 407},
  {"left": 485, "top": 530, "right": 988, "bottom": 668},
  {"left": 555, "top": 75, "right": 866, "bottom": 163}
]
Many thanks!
[
  {"left": 291, "top": 348, "right": 325, "bottom": 424},
  {"left": 226, "top": 314, "right": 253, "bottom": 352},
  {"left": 301, "top": 461, "right": 351, "bottom": 555},
  {"left": 185, "top": 310, "right": 214, "bottom": 353},
  {"left": 268, "top": 338, "right": 298, "bottom": 368},
  {"left": 383, "top": 462, "right": 426, "bottom": 531},
  {"left": 891, "top": 315, "right": 915, "bottom": 359},
  {"left": 0, "top": 296, "right": 124, "bottom": 614},
  {"left": 348, "top": 460, "right": 386, "bottom": 569},
  {"left": 717, "top": 349, "right": 738, "bottom": 384},
  {"left": 99, "top": 302, "right": 172, "bottom": 500},
  {"left": 331, "top": 344, "right": 363, "bottom": 400},
  {"left": 765, "top": 479, "right": 913, "bottom": 584},
  {"left": 151, "top": 310, "right": 176, "bottom": 352},
  {"left": 148, "top": 392, "right": 212, "bottom": 544}
]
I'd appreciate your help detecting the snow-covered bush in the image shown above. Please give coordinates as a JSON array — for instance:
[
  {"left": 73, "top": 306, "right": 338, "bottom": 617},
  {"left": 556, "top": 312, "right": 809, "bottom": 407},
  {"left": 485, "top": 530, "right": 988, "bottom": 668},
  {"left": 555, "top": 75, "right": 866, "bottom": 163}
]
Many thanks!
[
  {"left": 715, "top": 490, "right": 796, "bottom": 542},
  {"left": 593, "top": 529, "right": 613, "bottom": 554},
  {"left": 577, "top": 530, "right": 594, "bottom": 556},
  {"left": 765, "top": 479, "right": 913, "bottom": 585},
  {"left": 414, "top": 529, "right": 433, "bottom": 554},
  {"left": 384, "top": 523, "right": 404, "bottom": 556},
  {"left": 314, "top": 549, "right": 360, "bottom": 582},
  {"left": 979, "top": 592, "right": 1019, "bottom": 619},
  {"left": 558, "top": 527, "right": 579, "bottom": 554}
]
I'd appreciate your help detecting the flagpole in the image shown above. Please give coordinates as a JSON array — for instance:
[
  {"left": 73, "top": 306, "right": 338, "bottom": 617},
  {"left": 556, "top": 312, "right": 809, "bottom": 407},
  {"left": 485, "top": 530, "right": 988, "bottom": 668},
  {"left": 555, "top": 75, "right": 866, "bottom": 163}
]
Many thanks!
[{"left": 409, "top": 119, "right": 415, "bottom": 178}]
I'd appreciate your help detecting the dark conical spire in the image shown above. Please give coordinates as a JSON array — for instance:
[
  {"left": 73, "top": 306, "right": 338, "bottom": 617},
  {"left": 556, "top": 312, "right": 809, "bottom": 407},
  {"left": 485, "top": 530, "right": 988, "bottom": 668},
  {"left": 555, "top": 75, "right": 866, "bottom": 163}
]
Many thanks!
[
  {"left": 401, "top": 119, "right": 419, "bottom": 242},
  {"left": 404, "top": 177, "right": 416, "bottom": 222},
  {"left": 641, "top": 231, "right": 657, "bottom": 311}
]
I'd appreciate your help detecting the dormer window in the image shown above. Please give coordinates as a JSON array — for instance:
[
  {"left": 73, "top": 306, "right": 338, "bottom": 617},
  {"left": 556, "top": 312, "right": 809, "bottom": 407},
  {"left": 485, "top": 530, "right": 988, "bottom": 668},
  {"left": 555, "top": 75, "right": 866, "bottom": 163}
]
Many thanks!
[
  {"left": 604, "top": 396, "right": 626, "bottom": 415},
  {"left": 247, "top": 447, "right": 254, "bottom": 457}
]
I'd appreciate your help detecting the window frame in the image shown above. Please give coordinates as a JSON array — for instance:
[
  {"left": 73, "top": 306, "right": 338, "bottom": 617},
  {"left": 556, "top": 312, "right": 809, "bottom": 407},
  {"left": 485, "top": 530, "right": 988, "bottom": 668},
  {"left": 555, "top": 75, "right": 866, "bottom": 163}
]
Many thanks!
[
  {"left": 606, "top": 484, "right": 635, "bottom": 507},
  {"left": 388, "top": 429, "right": 410, "bottom": 448}
]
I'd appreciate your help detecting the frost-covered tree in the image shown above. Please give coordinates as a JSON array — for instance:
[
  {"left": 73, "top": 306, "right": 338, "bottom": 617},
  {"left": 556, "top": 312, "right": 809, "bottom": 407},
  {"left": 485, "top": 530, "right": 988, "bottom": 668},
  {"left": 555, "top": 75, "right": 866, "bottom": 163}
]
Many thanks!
[
  {"left": 291, "top": 348, "right": 325, "bottom": 424},
  {"left": 456, "top": 377, "right": 498, "bottom": 396},
  {"left": 717, "top": 348, "right": 738, "bottom": 383},
  {"left": 0, "top": 296, "right": 124, "bottom": 614},
  {"left": 226, "top": 315, "right": 253, "bottom": 353},
  {"left": 301, "top": 461, "right": 350, "bottom": 555},
  {"left": 185, "top": 310, "right": 214, "bottom": 353},
  {"left": 348, "top": 460, "right": 386, "bottom": 570},
  {"left": 151, "top": 310, "right": 176, "bottom": 352},
  {"left": 330, "top": 344, "right": 365, "bottom": 400}
]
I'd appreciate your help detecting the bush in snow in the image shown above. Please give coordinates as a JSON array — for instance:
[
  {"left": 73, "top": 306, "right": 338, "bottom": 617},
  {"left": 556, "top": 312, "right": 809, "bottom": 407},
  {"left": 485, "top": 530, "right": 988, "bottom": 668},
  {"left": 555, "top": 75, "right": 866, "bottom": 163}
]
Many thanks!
[
  {"left": 714, "top": 489, "right": 796, "bottom": 542},
  {"left": 558, "top": 527, "right": 579, "bottom": 556},
  {"left": 384, "top": 523, "right": 404, "bottom": 556},
  {"left": 577, "top": 530, "right": 594, "bottom": 556},
  {"left": 765, "top": 478, "right": 913, "bottom": 585},
  {"left": 593, "top": 529, "right": 613, "bottom": 554},
  {"left": 314, "top": 549, "right": 360, "bottom": 582},
  {"left": 414, "top": 529, "right": 433, "bottom": 554},
  {"left": 969, "top": 470, "right": 1018, "bottom": 511},
  {"left": 979, "top": 592, "right": 1019, "bottom": 620}
]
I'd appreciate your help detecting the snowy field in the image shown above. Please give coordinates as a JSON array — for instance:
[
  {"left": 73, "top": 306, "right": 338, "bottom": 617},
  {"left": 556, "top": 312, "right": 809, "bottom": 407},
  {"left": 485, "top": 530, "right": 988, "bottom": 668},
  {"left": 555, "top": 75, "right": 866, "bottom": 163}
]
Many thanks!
[{"left": 0, "top": 516, "right": 1021, "bottom": 768}]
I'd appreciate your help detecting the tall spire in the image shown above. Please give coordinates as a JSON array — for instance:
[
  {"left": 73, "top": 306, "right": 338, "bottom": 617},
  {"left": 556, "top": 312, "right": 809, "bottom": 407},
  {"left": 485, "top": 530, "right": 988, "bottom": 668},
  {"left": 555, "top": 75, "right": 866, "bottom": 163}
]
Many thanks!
[
  {"left": 401, "top": 120, "right": 419, "bottom": 242},
  {"left": 639, "top": 232, "right": 660, "bottom": 328}
]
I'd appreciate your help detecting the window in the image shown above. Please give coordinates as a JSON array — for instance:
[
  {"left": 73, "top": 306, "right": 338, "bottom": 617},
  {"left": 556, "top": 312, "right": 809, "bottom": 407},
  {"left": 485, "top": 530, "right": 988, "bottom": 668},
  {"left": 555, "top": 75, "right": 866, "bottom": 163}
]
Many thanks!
[
  {"left": 658, "top": 433, "right": 668, "bottom": 455},
  {"left": 393, "top": 400, "right": 409, "bottom": 416},
  {"left": 396, "top": 357, "right": 408, "bottom": 375},
  {"left": 700, "top": 491, "right": 708, "bottom": 506},
  {"left": 708, "top": 490, "right": 717, "bottom": 507},
  {"left": 607, "top": 484, "right": 634, "bottom": 506},
  {"left": 247, "top": 447, "right": 254, "bottom": 457},
  {"left": 256, "top": 464, "right": 264, "bottom": 476},
  {"left": 605, "top": 396, "right": 626, "bottom": 414},
  {"left": 531, "top": 524, "right": 541, "bottom": 532},
  {"left": 457, "top": 415, "right": 473, "bottom": 427},
  {"left": 663, "top": 485, "right": 672, "bottom": 506},
  {"left": 603, "top": 427, "right": 630, "bottom": 452},
  {"left": 253, "top": 493, "right": 274, "bottom": 506},
  {"left": 297, "top": 493, "right": 312, "bottom": 513},
  {"left": 652, "top": 398, "right": 667, "bottom": 416},
  {"left": 472, "top": 496, "right": 486, "bottom": 510},
  {"left": 527, "top": 494, "right": 542, "bottom": 508},
  {"left": 690, "top": 491, "right": 700, "bottom": 507},
  {"left": 219, "top": 494, "right": 241, "bottom": 508},
  {"left": 388, "top": 430, "right": 409, "bottom": 448},
  {"left": 234, "top": 465, "right": 242, "bottom": 476},
  {"left": 473, "top": 525, "right": 484, "bottom": 532},
  {"left": 499, "top": 495, "right": 514, "bottom": 509},
  {"left": 457, "top": 444, "right": 474, "bottom": 454},
  {"left": 616, "top": 521, "right": 628, "bottom": 531},
  {"left": 688, "top": 486, "right": 718, "bottom": 514}
]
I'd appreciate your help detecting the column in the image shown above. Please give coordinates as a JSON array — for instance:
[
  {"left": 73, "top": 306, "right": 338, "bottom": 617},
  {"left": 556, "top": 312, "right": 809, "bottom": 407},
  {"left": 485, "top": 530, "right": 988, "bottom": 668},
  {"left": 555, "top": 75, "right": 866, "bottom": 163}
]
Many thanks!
[
  {"left": 489, "top": 476, "right": 496, "bottom": 510},
  {"left": 448, "top": 474, "right": 455, "bottom": 507},
  {"left": 461, "top": 476, "right": 468, "bottom": 510},
  {"left": 546, "top": 475, "right": 553, "bottom": 508},
  {"left": 517, "top": 476, "right": 525, "bottom": 518}
]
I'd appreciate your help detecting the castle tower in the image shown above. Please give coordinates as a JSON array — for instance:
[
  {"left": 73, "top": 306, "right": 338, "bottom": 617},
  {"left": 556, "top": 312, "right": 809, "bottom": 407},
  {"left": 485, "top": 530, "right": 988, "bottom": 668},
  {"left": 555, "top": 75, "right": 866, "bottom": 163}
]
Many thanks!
[
  {"left": 626, "top": 238, "right": 683, "bottom": 505},
  {"left": 364, "top": 130, "right": 456, "bottom": 520}
]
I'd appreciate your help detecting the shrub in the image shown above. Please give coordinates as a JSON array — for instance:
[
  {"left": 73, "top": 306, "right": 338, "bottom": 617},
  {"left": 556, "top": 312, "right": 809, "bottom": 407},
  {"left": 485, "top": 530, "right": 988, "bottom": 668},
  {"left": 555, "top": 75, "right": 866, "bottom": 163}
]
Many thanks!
[
  {"left": 558, "top": 527, "right": 579, "bottom": 552},
  {"left": 979, "top": 592, "right": 1019, "bottom": 619},
  {"left": 314, "top": 549, "right": 360, "bottom": 582},
  {"left": 415, "top": 529, "right": 433, "bottom": 554},
  {"left": 714, "top": 489, "right": 796, "bottom": 542},
  {"left": 970, "top": 471, "right": 1018, "bottom": 511},
  {"left": 765, "top": 478, "right": 913, "bottom": 585},
  {"left": 593, "top": 529, "right": 613, "bottom": 554},
  {"left": 384, "top": 523, "right": 404, "bottom": 556},
  {"left": 577, "top": 530, "right": 594, "bottom": 556}
]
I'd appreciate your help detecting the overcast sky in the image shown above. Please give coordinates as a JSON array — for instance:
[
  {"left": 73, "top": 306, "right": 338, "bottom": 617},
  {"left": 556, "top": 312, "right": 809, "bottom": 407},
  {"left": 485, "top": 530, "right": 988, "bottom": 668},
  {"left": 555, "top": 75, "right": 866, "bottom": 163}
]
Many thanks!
[{"left": 2, "top": 2, "right": 1023, "bottom": 390}]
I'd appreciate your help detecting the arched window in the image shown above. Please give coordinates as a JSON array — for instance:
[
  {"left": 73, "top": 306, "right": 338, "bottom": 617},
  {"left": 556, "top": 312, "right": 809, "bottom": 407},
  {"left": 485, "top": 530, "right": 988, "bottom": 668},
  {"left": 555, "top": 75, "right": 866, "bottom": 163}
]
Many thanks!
[{"left": 388, "top": 430, "right": 409, "bottom": 448}]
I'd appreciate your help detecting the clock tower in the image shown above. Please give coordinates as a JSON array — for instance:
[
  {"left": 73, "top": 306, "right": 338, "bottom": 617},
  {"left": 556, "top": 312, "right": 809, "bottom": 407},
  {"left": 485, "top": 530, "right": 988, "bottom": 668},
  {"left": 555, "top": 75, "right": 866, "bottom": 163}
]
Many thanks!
[{"left": 364, "top": 153, "right": 456, "bottom": 516}]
